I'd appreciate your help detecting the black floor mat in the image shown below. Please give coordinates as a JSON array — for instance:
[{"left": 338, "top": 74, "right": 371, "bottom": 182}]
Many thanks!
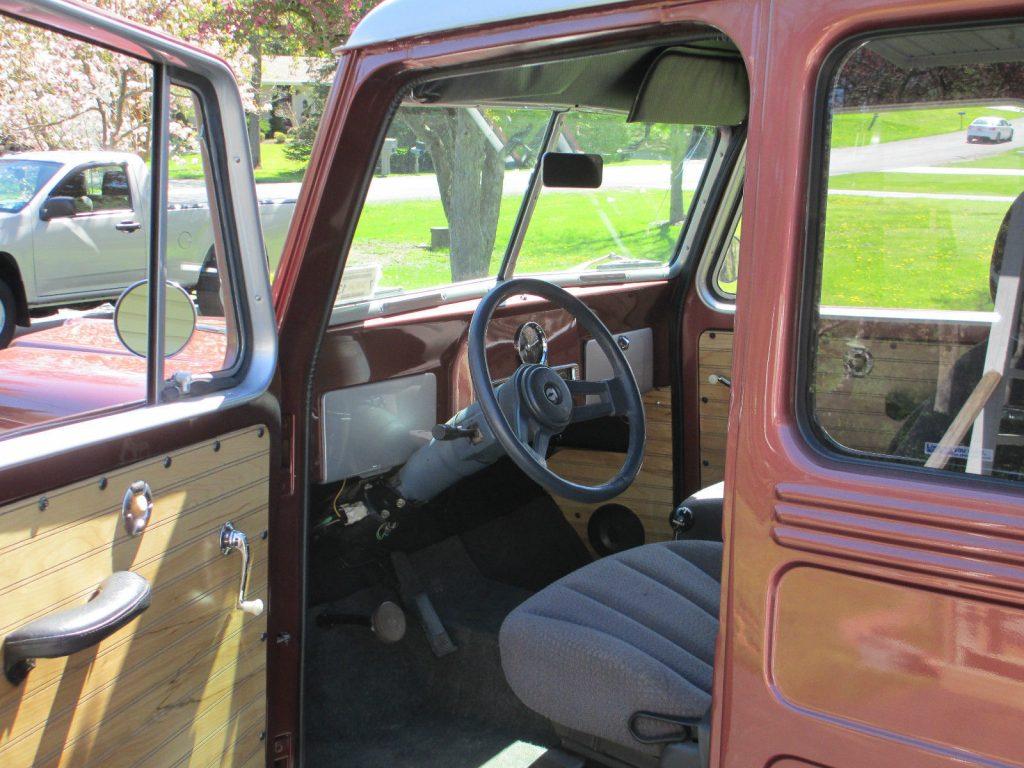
[
  {"left": 308, "top": 460, "right": 591, "bottom": 607},
  {"left": 305, "top": 537, "right": 558, "bottom": 768}
]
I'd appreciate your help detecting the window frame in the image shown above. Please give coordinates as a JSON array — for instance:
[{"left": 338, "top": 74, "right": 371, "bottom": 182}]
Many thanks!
[
  {"left": 795, "top": 18, "right": 1024, "bottom": 493},
  {"left": 707, "top": 191, "right": 743, "bottom": 303},
  {"left": 694, "top": 143, "right": 744, "bottom": 313},
  {"left": 0, "top": 6, "right": 273, "bottom": 450}
]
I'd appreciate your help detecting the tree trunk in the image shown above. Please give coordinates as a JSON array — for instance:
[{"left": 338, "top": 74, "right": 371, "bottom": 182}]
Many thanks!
[
  {"left": 668, "top": 125, "right": 691, "bottom": 225},
  {"left": 403, "top": 108, "right": 505, "bottom": 282},
  {"left": 247, "top": 34, "right": 262, "bottom": 169}
]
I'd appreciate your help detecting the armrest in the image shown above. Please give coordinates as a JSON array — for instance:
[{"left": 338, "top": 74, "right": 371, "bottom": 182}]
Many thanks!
[{"left": 3, "top": 571, "right": 151, "bottom": 685}]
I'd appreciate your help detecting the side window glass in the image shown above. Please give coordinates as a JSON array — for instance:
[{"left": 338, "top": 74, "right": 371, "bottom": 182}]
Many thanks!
[
  {"left": 808, "top": 24, "right": 1024, "bottom": 482},
  {"left": 0, "top": 14, "right": 240, "bottom": 438},
  {"left": 86, "top": 165, "right": 132, "bottom": 211},
  {"left": 51, "top": 170, "right": 92, "bottom": 213},
  {"left": 714, "top": 212, "right": 741, "bottom": 298},
  {"left": 167, "top": 84, "right": 240, "bottom": 373}
]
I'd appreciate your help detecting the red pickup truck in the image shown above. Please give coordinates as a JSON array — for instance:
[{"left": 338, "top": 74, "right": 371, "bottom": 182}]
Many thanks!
[{"left": 3, "top": 1, "right": 1024, "bottom": 768}]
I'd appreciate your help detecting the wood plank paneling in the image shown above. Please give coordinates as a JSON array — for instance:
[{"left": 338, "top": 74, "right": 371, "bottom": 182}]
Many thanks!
[
  {"left": 698, "top": 331, "right": 732, "bottom": 487},
  {"left": 813, "top": 334, "right": 974, "bottom": 453},
  {"left": 0, "top": 426, "right": 269, "bottom": 768},
  {"left": 548, "top": 388, "right": 675, "bottom": 548},
  {"left": 697, "top": 328, "right": 981, "bottom": 474}
]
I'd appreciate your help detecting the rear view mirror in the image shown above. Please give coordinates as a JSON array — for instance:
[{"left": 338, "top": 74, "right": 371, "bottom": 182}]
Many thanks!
[
  {"left": 541, "top": 152, "right": 603, "bottom": 188},
  {"left": 114, "top": 280, "right": 197, "bottom": 358},
  {"left": 39, "top": 196, "right": 76, "bottom": 221}
]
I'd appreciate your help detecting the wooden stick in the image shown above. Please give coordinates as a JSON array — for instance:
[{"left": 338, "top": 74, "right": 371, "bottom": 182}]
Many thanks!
[{"left": 925, "top": 370, "right": 1002, "bottom": 470}]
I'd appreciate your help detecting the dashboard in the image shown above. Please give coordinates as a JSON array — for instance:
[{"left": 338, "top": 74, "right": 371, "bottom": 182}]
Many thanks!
[{"left": 312, "top": 282, "right": 669, "bottom": 484}]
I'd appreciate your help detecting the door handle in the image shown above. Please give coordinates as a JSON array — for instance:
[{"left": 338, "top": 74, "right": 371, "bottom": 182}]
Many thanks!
[
  {"left": 3, "top": 571, "right": 151, "bottom": 685},
  {"left": 220, "top": 522, "right": 264, "bottom": 616},
  {"left": 115, "top": 220, "right": 142, "bottom": 233}
]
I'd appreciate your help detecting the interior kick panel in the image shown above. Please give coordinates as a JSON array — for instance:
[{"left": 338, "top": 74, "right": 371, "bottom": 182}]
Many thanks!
[
  {"left": 0, "top": 426, "right": 269, "bottom": 768},
  {"left": 697, "top": 322, "right": 988, "bottom": 484},
  {"left": 319, "top": 373, "right": 437, "bottom": 483},
  {"left": 312, "top": 282, "right": 673, "bottom": 481},
  {"left": 548, "top": 388, "right": 673, "bottom": 551}
]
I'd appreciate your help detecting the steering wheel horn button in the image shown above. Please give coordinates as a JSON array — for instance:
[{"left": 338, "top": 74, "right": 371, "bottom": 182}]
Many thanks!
[{"left": 518, "top": 365, "right": 573, "bottom": 428}]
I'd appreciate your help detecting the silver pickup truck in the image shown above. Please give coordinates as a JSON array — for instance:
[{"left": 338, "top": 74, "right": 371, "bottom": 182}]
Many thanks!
[{"left": 0, "top": 150, "right": 295, "bottom": 346}]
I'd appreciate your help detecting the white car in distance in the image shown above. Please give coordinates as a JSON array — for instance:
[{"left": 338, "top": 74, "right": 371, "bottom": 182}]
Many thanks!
[{"left": 967, "top": 116, "right": 1015, "bottom": 143}]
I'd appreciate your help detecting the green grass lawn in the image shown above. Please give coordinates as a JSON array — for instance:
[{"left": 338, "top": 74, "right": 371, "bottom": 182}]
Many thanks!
[
  {"left": 829, "top": 171, "right": 1024, "bottom": 198},
  {"left": 344, "top": 180, "right": 1004, "bottom": 311},
  {"left": 345, "top": 188, "right": 682, "bottom": 294},
  {"left": 821, "top": 196, "right": 1001, "bottom": 310},
  {"left": 953, "top": 146, "right": 1024, "bottom": 170},
  {"left": 170, "top": 141, "right": 306, "bottom": 183},
  {"left": 830, "top": 106, "right": 1020, "bottom": 149}
]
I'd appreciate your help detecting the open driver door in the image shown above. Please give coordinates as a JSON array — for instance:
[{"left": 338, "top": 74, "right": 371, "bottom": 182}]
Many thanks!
[{"left": 0, "top": 1, "right": 286, "bottom": 765}]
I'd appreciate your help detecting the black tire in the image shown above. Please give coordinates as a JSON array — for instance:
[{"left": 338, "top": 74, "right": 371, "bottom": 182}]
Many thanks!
[
  {"left": 195, "top": 248, "right": 224, "bottom": 317},
  {"left": 0, "top": 280, "right": 17, "bottom": 349}
]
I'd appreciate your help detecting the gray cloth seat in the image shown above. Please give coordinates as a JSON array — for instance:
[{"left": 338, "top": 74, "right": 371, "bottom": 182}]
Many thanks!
[{"left": 499, "top": 540, "right": 723, "bottom": 757}]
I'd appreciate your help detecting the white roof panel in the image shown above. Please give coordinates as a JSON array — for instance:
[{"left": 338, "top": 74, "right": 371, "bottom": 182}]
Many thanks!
[{"left": 344, "top": 0, "right": 629, "bottom": 49}]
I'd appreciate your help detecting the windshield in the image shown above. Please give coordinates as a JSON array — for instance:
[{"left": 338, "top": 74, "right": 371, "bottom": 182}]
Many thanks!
[
  {"left": 0, "top": 159, "right": 61, "bottom": 213},
  {"left": 337, "top": 104, "right": 716, "bottom": 306}
]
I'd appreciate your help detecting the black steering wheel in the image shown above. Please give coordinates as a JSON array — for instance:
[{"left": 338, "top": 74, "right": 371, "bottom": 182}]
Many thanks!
[{"left": 468, "top": 278, "right": 646, "bottom": 503}]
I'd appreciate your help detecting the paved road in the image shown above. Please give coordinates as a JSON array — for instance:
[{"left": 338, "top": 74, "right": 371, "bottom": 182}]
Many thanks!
[
  {"left": 169, "top": 120, "right": 1024, "bottom": 206},
  {"left": 171, "top": 160, "right": 705, "bottom": 205},
  {"left": 829, "top": 118, "right": 1024, "bottom": 175}
]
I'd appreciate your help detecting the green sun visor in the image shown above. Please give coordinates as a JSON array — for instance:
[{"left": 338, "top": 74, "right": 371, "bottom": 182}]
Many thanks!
[{"left": 629, "top": 48, "right": 749, "bottom": 126}]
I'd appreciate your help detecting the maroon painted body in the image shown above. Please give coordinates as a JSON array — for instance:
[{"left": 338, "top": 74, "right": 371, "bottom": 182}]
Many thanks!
[
  {"left": 0, "top": 320, "right": 226, "bottom": 432},
  {"left": 3, "top": 1, "right": 1024, "bottom": 766},
  {"left": 273, "top": 1, "right": 1024, "bottom": 766}
]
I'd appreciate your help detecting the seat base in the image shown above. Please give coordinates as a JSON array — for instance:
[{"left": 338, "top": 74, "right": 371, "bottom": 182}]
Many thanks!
[{"left": 500, "top": 540, "right": 723, "bottom": 759}]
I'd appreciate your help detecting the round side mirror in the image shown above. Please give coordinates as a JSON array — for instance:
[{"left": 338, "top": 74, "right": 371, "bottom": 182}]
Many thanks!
[{"left": 114, "top": 280, "right": 197, "bottom": 358}]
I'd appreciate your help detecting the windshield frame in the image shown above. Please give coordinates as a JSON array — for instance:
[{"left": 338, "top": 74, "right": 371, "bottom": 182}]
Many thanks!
[
  {"left": 0, "top": 158, "right": 62, "bottom": 214},
  {"left": 329, "top": 101, "right": 729, "bottom": 325}
]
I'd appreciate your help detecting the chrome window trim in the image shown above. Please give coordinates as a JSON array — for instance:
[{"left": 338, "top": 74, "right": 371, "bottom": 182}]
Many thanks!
[
  {"left": 0, "top": 0, "right": 276, "bottom": 467},
  {"left": 694, "top": 143, "right": 745, "bottom": 315}
]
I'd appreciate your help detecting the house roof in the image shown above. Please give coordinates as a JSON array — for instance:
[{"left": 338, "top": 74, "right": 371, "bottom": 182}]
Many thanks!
[
  {"left": 261, "top": 56, "right": 326, "bottom": 85},
  {"left": 343, "top": 0, "right": 629, "bottom": 49}
]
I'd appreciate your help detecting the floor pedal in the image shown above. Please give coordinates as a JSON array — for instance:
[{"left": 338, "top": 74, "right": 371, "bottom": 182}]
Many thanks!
[{"left": 390, "top": 551, "right": 457, "bottom": 657}]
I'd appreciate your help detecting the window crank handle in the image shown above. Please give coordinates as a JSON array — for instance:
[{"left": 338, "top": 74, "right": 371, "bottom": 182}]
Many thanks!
[{"left": 220, "top": 522, "right": 264, "bottom": 616}]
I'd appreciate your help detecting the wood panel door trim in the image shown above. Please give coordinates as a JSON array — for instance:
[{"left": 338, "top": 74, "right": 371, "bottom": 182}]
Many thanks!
[{"left": 0, "top": 426, "right": 270, "bottom": 768}]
